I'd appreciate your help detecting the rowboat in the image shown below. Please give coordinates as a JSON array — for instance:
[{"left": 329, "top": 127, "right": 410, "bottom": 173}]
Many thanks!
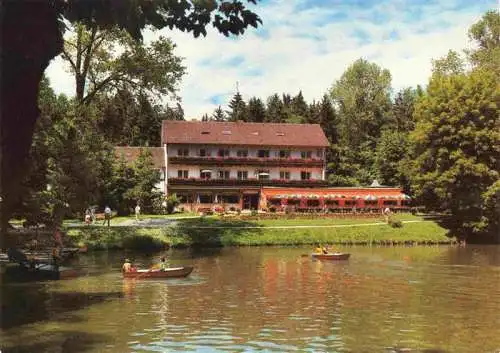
[
  {"left": 123, "top": 266, "right": 193, "bottom": 279},
  {"left": 311, "top": 253, "right": 350, "bottom": 261},
  {"left": 4, "top": 263, "right": 81, "bottom": 281}
]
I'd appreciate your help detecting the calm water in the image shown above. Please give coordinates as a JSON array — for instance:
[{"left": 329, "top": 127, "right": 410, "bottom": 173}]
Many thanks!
[{"left": 1, "top": 246, "right": 500, "bottom": 353}]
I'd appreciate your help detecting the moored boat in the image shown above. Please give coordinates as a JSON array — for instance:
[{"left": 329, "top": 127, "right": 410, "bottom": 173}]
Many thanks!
[
  {"left": 3, "top": 263, "right": 81, "bottom": 281},
  {"left": 311, "top": 253, "right": 350, "bottom": 261},
  {"left": 123, "top": 266, "right": 193, "bottom": 279}
]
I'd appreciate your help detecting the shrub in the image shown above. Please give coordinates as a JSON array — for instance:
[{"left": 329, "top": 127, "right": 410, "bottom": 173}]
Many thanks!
[{"left": 389, "top": 219, "right": 403, "bottom": 228}]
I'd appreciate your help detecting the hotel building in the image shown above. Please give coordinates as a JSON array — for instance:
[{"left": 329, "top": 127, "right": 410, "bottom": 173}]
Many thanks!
[{"left": 116, "top": 121, "right": 410, "bottom": 212}]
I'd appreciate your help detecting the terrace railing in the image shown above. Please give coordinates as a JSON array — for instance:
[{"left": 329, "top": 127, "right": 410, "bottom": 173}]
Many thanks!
[
  {"left": 169, "top": 156, "right": 324, "bottom": 167},
  {"left": 168, "top": 177, "right": 328, "bottom": 187}
]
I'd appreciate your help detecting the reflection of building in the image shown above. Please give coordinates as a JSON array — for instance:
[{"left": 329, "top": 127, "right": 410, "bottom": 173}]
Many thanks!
[{"left": 115, "top": 121, "right": 410, "bottom": 212}]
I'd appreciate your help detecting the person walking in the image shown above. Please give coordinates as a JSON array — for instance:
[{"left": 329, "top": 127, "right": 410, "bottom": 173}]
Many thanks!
[
  {"left": 135, "top": 203, "right": 141, "bottom": 221},
  {"left": 103, "top": 206, "right": 112, "bottom": 227}
]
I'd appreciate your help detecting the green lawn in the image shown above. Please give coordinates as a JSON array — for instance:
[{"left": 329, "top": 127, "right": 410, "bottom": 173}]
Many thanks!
[{"left": 65, "top": 214, "right": 453, "bottom": 250}]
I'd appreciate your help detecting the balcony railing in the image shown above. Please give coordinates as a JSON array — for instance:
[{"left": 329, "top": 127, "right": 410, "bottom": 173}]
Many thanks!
[
  {"left": 168, "top": 156, "right": 324, "bottom": 167},
  {"left": 168, "top": 177, "right": 328, "bottom": 187}
]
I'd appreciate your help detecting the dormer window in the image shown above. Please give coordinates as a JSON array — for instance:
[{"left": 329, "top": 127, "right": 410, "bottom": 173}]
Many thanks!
[
  {"left": 276, "top": 132, "right": 285, "bottom": 136},
  {"left": 201, "top": 131, "right": 210, "bottom": 135}
]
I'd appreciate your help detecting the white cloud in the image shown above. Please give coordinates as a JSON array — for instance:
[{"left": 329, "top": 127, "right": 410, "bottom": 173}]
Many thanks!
[{"left": 46, "top": 0, "right": 496, "bottom": 119}]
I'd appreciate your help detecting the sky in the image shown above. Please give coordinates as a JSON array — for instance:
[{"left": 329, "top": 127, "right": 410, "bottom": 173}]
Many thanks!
[{"left": 46, "top": 0, "right": 497, "bottom": 120}]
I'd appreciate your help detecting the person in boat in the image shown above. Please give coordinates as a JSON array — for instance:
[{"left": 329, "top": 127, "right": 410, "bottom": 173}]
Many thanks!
[
  {"left": 159, "top": 257, "right": 168, "bottom": 271},
  {"left": 314, "top": 244, "right": 327, "bottom": 254},
  {"left": 52, "top": 242, "right": 63, "bottom": 266},
  {"left": 53, "top": 227, "right": 64, "bottom": 248},
  {"left": 122, "top": 258, "right": 138, "bottom": 273}
]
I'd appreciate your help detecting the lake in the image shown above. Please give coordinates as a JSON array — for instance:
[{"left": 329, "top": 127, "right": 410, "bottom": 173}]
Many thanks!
[{"left": 1, "top": 245, "right": 500, "bottom": 352}]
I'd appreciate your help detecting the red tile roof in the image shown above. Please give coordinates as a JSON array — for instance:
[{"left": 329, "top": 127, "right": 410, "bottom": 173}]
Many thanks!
[
  {"left": 161, "top": 121, "right": 330, "bottom": 147},
  {"left": 114, "top": 147, "right": 164, "bottom": 169}
]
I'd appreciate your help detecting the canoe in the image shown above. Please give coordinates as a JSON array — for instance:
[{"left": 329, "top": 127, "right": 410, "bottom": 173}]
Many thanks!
[
  {"left": 311, "top": 253, "right": 351, "bottom": 261},
  {"left": 123, "top": 266, "right": 193, "bottom": 279}
]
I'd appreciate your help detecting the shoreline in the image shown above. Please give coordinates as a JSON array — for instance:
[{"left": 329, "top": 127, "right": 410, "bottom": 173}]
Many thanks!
[{"left": 5, "top": 214, "right": 458, "bottom": 251}]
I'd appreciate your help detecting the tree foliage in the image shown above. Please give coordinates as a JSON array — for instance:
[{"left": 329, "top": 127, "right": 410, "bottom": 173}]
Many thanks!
[
  {"left": 466, "top": 10, "right": 500, "bottom": 77},
  {"left": 62, "top": 24, "right": 186, "bottom": 104},
  {"left": 409, "top": 69, "right": 499, "bottom": 238}
]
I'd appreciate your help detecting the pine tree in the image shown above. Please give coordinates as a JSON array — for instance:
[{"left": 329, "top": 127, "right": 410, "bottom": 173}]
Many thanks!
[
  {"left": 227, "top": 92, "right": 247, "bottom": 122},
  {"left": 291, "top": 91, "right": 308, "bottom": 119},
  {"left": 265, "top": 94, "right": 286, "bottom": 122},
  {"left": 212, "top": 105, "right": 226, "bottom": 121},
  {"left": 247, "top": 97, "right": 266, "bottom": 122}
]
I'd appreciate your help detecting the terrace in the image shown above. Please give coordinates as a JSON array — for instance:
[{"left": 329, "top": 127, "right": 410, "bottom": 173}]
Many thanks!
[{"left": 168, "top": 156, "right": 324, "bottom": 167}]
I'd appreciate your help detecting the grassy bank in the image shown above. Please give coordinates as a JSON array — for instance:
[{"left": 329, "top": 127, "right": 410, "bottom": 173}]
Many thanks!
[{"left": 65, "top": 214, "right": 453, "bottom": 250}]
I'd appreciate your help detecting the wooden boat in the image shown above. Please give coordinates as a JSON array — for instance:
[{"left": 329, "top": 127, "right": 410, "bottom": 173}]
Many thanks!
[
  {"left": 123, "top": 266, "right": 193, "bottom": 279},
  {"left": 3, "top": 263, "right": 81, "bottom": 281},
  {"left": 311, "top": 253, "right": 351, "bottom": 261}
]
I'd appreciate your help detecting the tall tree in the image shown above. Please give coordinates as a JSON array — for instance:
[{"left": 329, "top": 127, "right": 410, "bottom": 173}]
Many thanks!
[
  {"left": 392, "top": 88, "right": 417, "bottom": 132},
  {"left": 265, "top": 94, "right": 287, "bottom": 122},
  {"left": 62, "top": 25, "right": 186, "bottom": 104},
  {"left": 247, "top": 97, "right": 266, "bottom": 122},
  {"left": 374, "top": 130, "right": 410, "bottom": 188},
  {"left": 1, "top": 0, "right": 262, "bottom": 237},
  {"left": 330, "top": 58, "right": 392, "bottom": 149},
  {"left": 329, "top": 58, "right": 392, "bottom": 185},
  {"left": 290, "top": 91, "right": 308, "bottom": 121},
  {"left": 212, "top": 105, "right": 226, "bottom": 121},
  {"left": 409, "top": 69, "right": 499, "bottom": 240},
  {"left": 431, "top": 50, "right": 465, "bottom": 77},
  {"left": 227, "top": 92, "right": 248, "bottom": 122},
  {"left": 466, "top": 10, "right": 500, "bottom": 76}
]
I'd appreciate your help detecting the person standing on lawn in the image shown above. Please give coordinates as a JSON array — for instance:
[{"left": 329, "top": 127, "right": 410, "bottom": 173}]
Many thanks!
[
  {"left": 135, "top": 203, "right": 141, "bottom": 221},
  {"left": 103, "top": 206, "right": 112, "bottom": 227}
]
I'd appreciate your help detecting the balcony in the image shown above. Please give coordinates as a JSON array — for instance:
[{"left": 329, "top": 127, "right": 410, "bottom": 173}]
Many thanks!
[
  {"left": 168, "top": 177, "right": 328, "bottom": 187},
  {"left": 168, "top": 156, "right": 324, "bottom": 167}
]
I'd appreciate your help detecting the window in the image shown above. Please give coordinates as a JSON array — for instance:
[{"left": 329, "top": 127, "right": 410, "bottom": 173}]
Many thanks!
[
  {"left": 201, "top": 131, "right": 210, "bottom": 135},
  {"left": 307, "top": 200, "right": 320, "bottom": 207},
  {"left": 222, "top": 130, "right": 232, "bottom": 135},
  {"left": 316, "top": 149, "right": 323, "bottom": 158},
  {"left": 220, "top": 194, "right": 239, "bottom": 203},
  {"left": 218, "top": 170, "right": 230, "bottom": 179},
  {"left": 279, "top": 171, "right": 290, "bottom": 180},
  {"left": 257, "top": 150, "right": 270, "bottom": 158},
  {"left": 237, "top": 150, "right": 248, "bottom": 157},
  {"left": 287, "top": 199, "right": 300, "bottom": 206},
  {"left": 177, "top": 170, "right": 189, "bottom": 179},
  {"left": 383, "top": 200, "right": 397, "bottom": 206},
  {"left": 200, "top": 170, "right": 211, "bottom": 179},
  {"left": 301, "top": 151, "right": 312, "bottom": 159},
  {"left": 301, "top": 171, "right": 311, "bottom": 180},
  {"left": 279, "top": 150, "right": 290, "bottom": 158},
  {"left": 237, "top": 171, "right": 248, "bottom": 180},
  {"left": 177, "top": 194, "right": 194, "bottom": 203},
  {"left": 344, "top": 200, "right": 356, "bottom": 207},
  {"left": 198, "top": 194, "right": 213, "bottom": 203},
  {"left": 177, "top": 148, "right": 189, "bottom": 156},
  {"left": 325, "top": 200, "right": 339, "bottom": 206},
  {"left": 258, "top": 170, "right": 270, "bottom": 180},
  {"left": 199, "top": 149, "right": 208, "bottom": 157},
  {"left": 365, "top": 200, "right": 378, "bottom": 207},
  {"left": 218, "top": 149, "right": 230, "bottom": 157},
  {"left": 268, "top": 198, "right": 281, "bottom": 206}
]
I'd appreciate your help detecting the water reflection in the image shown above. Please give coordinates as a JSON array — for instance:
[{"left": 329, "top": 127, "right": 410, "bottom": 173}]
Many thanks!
[{"left": 1, "top": 246, "right": 500, "bottom": 353}]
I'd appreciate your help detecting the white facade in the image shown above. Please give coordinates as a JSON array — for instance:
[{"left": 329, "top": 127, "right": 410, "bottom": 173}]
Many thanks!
[{"left": 166, "top": 144, "right": 326, "bottom": 182}]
